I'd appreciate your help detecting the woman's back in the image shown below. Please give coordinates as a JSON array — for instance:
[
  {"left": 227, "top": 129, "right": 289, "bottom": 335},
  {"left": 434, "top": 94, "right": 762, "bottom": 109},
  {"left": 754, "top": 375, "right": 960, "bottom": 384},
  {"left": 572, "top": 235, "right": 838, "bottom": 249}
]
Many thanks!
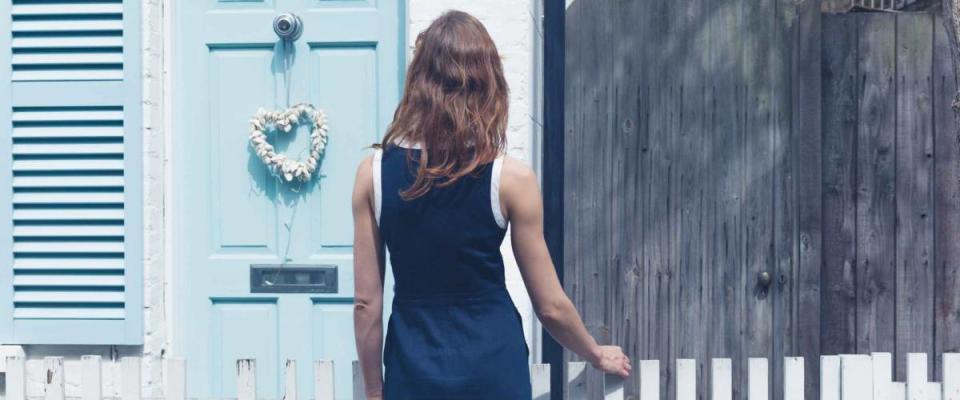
[
  {"left": 374, "top": 144, "right": 531, "bottom": 399},
  {"left": 376, "top": 144, "right": 507, "bottom": 299}
]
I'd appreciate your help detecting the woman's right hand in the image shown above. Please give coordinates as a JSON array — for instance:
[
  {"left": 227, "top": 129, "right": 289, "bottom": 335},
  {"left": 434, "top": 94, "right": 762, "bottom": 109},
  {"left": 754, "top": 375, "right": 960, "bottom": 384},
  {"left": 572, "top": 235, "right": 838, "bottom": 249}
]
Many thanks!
[{"left": 590, "top": 345, "right": 632, "bottom": 378}]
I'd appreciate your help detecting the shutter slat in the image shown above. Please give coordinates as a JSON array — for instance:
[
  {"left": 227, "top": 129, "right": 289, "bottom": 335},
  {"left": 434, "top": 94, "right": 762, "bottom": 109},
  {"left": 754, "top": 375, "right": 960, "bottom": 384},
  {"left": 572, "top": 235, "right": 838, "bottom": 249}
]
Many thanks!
[
  {"left": 12, "top": 192, "right": 124, "bottom": 205},
  {"left": 12, "top": 3, "right": 124, "bottom": 16},
  {"left": 13, "top": 274, "right": 124, "bottom": 287},
  {"left": 14, "top": 291, "right": 125, "bottom": 303},
  {"left": 12, "top": 109, "right": 123, "bottom": 122},
  {"left": 12, "top": 176, "right": 125, "bottom": 188},
  {"left": 12, "top": 143, "right": 124, "bottom": 155},
  {"left": 14, "top": 307, "right": 124, "bottom": 319},
  {"left": 13, "top": 159, "right": 125, "bottom": 172},
  {"left": 12, "top": 36, "right": 124, "bottom": 49},
  {"left": 13, "top": 258, "right": 124, "bottom": 271},
  {"left": 13, "top": 69, "right": 123, "bottom": 82},
  {"left": 14, "top": 225, "right": 124, "bottom": 237},
  {"left": 13, "top": 53, "right": 124, "bottom": 66},
  {"left": 11, "top": 20, "right": 124, "bottom": 33},
  {"left": 13, "top": 290, "right": 123, "bottom": 304},
  {"left": 12, "top": 209, "right": 124, "bottom": 221},
  {"left": 13, "top": 242, "right": 124, "bottom": 254},
  {"left": 13, "top": 126, "right": 124, "bottom": 138}
]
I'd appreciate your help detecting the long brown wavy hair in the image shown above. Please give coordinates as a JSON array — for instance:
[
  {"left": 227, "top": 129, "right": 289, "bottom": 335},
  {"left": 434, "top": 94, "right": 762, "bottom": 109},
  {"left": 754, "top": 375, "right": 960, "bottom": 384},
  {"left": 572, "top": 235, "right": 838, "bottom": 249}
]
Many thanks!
[{"left": 377, "top": 10, "right": 509, "bottom": 200}]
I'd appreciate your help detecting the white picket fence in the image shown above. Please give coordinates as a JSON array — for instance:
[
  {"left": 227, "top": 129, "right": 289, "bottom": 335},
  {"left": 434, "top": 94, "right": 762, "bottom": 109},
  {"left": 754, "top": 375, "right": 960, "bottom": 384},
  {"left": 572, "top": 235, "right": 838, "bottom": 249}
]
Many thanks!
[{"left": 4, "top": 353, "right": 960, "bottom": 399}]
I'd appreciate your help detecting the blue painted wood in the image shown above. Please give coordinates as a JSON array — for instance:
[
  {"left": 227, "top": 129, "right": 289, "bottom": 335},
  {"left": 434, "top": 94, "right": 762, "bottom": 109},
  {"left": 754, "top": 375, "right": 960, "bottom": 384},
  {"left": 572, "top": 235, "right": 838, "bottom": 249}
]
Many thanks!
[
  {"left": 0, "top": 0, "right": 143, "bottom": 345},
  {"left": 0, "top": 0, "right": 13, "bottom": 344},
  {"left": 173, "top": 1, "right": 404, "bottom": 399}
]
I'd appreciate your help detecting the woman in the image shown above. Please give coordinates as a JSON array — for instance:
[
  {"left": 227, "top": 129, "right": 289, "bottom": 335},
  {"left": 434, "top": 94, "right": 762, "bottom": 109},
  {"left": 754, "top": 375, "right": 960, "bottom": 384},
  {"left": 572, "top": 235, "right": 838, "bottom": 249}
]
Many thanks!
[{"left": 352, "top": 10, "right": 631, "bottom": 399}]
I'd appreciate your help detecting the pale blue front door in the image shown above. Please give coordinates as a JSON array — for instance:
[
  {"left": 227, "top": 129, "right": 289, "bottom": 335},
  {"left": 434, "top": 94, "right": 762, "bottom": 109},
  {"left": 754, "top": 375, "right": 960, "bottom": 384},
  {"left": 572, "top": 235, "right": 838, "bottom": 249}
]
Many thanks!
[{"left": 172, "top": 1, "right": 403, "bottom": 399}]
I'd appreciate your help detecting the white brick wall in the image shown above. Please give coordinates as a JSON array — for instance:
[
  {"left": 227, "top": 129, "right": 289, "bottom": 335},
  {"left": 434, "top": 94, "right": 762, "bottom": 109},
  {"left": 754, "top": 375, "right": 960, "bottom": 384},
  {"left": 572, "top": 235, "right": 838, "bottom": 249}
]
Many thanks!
[{"left": 3, "top": 1, "right": 540, "bottom": 398}]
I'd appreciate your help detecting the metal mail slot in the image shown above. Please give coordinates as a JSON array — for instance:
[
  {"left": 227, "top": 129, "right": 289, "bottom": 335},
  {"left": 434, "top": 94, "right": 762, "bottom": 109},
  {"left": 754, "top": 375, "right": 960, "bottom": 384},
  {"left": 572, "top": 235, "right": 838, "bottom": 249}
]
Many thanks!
[{"left": 250, "top": 264, "right": 337, "bottom": 293}]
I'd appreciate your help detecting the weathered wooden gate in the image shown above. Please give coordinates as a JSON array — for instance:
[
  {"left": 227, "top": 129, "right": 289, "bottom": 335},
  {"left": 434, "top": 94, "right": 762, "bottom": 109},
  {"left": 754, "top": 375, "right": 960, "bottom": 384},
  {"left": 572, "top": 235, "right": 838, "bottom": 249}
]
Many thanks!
[
  {"left": 820, "top": 10, "right": 959, "bottom": 381},
  {"left": 563, "top": 1, "right": 960, "bottom": 399}
]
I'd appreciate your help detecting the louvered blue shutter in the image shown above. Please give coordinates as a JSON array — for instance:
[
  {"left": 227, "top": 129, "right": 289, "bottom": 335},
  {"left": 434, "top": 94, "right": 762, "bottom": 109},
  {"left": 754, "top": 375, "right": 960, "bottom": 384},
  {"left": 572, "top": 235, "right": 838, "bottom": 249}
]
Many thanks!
[{"left": 0, "top": 0, "right": 142, "bottom": 345}]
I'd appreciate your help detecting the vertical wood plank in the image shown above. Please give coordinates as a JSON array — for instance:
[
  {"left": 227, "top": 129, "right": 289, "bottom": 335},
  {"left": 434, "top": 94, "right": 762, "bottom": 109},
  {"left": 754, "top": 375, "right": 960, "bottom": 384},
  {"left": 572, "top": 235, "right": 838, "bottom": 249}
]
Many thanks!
[
  {"left": 821, "top": 356, "right": 841, "bottom": 400},
  {"left": 163, "top": 358, "right": 186, "bottom": 400},
  {"left": 44, "top": 357, "right": 65, "bottom": 400},
  {"left": 531, "top": 363, "right": 551, "bottom": 400},
  {"left": 81, "top": 355, "right": 102, "bottom": 400},
  {"left": 945, "top": 354, "right": 960, "bottom": 400},
  {"left": 708, "top": 0, "right": 748, "bottom": 395},
  {"left": 564, "top": 1, "right": 588, "bottom": 397},
  {"left": 314, "top": 360, "right": 335, "bottom": 400},
  {"left": 611, "top": 0, "right": 645, "bottom": 396},
  {"left": 564, "top": 0, "right": 616, "bottom": 397},
  {"left": 5, "top": 356, "right": 26, "bottom": 400},
  {"left": 895, "top": 13, "right": 936, "bottom": 381},
  {"left": 639, "top": 360, "right": 659, "bottom": 400},
  {"left": 562, "top": 1, "right": 582, "bottom": 397},
  {"left": 795, "top": 0, "right": 824, "bottom": 396},
  {"left": 565, "top": 361, "right": 587, "bottom": 399},
  {"left": 237, "top": 359, "right": 256, "bottom": 400},
  {"left": 677, "top": 359, "right": 696, "bottom": 400},
  {"left": 352, "top": 360, "right": 365, "bottom": 400},
  {"left": 873, "top": 353, "right": 895, "bottom": 400},
  {"left": 856, "top": 13, "right": 898, "bottom": 356},
  {"left": 121, "top": 357, "right": 140, "bottom": 400},
  {"left": 784, "top": 357, "right": 805, "bottom": 400},
  {"left": 933, "top": 10, "right": 960, "bottom": 383},
  {"left": 741, "top": 0, "right": 775, "bottom": 396},
  {"left": 666, "top": 0, "right": 684, "bottom": 393},
  {"left": 821, "top": 13, "right": 860, "bottom": 358},
  {"left": 647, "top": 7, "right": 675, "bottom": 393},
  {"left": 712, "top": 358, "right": 732, "bottom": 400},
  {"left": 748, "top": 358, "right": 768, "bottom": 400},
  {"left": 676, "top": 0, "right": 706, "bottom": 394},
  {"left": 772, "top": 0, "right": 799, "bottom": 395},
  {"left": 909, "top": 353, "right": 930, "bottom": 400},
  {"left": 841, "top": 354, "right": 875, "bottom": 399},
  {"left": 283, "top": 359, "right": 297, "bottom": 400}
]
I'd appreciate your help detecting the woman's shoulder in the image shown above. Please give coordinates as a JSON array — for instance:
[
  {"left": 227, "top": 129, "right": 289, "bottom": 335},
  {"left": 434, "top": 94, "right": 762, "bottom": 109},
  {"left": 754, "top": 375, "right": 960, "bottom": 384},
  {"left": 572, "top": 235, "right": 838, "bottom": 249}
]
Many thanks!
[
  {"left": 500, "top": 155, "right": 536, "bottom": 187},
  {"left": 497, "top": 155, "right": 540, "bottom": 223},
  {"left": 353, "top": 152, "right": 375, "bottom": 190}
]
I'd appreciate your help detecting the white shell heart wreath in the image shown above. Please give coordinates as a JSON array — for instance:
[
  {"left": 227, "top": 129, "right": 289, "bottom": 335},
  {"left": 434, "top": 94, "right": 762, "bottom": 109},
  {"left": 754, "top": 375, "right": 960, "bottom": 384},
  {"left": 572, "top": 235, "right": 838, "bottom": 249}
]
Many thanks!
[{"left": 249, "top": 103, "right": 329, "bottom": 182}]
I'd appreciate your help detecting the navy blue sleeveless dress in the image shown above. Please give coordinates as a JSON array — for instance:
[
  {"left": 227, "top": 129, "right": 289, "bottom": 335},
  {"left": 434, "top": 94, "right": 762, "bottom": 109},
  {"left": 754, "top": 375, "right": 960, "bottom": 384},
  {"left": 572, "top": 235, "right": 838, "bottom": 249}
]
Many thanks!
[{"left": 373, "top": 144, "right": 531, "bottom": 399}]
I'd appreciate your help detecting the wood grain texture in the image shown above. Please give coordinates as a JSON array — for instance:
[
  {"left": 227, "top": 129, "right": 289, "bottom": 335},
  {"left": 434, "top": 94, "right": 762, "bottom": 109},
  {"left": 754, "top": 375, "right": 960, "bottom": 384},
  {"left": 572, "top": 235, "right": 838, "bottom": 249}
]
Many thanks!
[
  {"left": 895, "top": 12, "right": 936, "bottom": 381},
  {"left": 855, "top": 13, "right": 897, "bottom": 356},
  {"left": 821, "top": 13, "right": 860, "bottom": 357},
  {"left": 772, "top": 1, "right": 799, "bottom": 398},
  {"left": 794, "top": 2, "right": 823, "bottom": 399},
  {"left": 934, "top": 10, "right": 960, "bottom": 381},
  {"left": 563, "top": 4, "right": 957, "bottom": 399}
]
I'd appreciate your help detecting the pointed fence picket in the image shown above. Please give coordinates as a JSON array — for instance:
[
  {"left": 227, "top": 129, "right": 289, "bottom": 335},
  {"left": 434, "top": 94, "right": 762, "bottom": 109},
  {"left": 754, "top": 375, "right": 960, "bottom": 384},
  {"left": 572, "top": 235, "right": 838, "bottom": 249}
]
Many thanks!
[{"left": 4, "top": 353, "right": 959, "bottom": 399}]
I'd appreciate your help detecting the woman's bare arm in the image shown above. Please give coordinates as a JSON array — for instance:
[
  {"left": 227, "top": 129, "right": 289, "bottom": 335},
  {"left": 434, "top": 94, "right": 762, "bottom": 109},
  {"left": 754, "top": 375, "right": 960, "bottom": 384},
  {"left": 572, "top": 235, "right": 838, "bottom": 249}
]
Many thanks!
[
  {"left": 500, "top": 156, "right": 631, "bottom": 378},
  {"left": 352, "top": 154, "right": 386, "bottom": 399}
]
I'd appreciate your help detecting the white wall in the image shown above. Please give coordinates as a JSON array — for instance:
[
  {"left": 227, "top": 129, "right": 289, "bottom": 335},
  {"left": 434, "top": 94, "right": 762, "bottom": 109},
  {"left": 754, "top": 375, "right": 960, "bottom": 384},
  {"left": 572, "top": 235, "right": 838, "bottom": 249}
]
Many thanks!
[{"left": 1, "top": 1, "right": 541, "bottom": 398}]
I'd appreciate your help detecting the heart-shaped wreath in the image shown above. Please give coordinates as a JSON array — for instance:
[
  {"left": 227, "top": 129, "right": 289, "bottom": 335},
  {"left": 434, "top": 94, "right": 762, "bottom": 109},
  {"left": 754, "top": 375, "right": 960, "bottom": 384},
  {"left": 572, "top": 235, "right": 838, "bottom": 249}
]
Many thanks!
[{"left": 249, "top": 103, "right": 330, "bottom": 182}]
